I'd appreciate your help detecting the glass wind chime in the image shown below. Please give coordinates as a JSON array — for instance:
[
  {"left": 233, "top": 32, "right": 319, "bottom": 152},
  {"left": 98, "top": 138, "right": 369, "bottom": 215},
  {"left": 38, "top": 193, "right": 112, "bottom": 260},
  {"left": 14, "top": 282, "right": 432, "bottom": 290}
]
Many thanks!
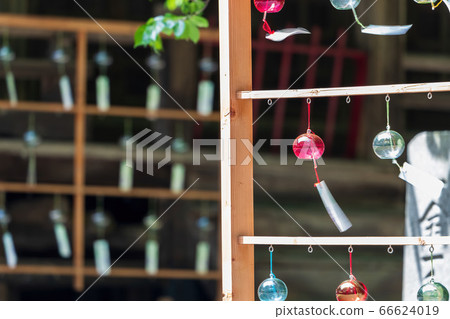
[
  {"left": 49, "top": 194, "right": 71, "bottom": 259},
  {"left": 146, "top": 54, "right": 165, "bottom": 113},
  {"left": 414, "top": 0, "right": 450, "bottom": 13},
  {"left": 292, "top": 99, "right": 352, "bottom": 232},
  {"left": 197, "top": 56, "right": 217, "bottom": 116},
  {"left": 254, "top": 0, "right": 310, "bottom": 42},
  {"left": 94, "top": 43, "right": 113, "bottom": 112},
  {"left": 119, "top": 118, "right": 134, "bottom": 192},
  {"left": 417, "top": 246, "right": 449, "bottom": 301},
  {"left": 258, "top": 246, "right": 288, "bottom": 301},
  {"left": 0, "top": 193, "right": 17, "bottom": 268},
  {"left": 0, "top": 30, "right": 18, "bottom": 106},
  {"left": 51, "top": 33, "right": 73, "bottom": 110},
  {"left": 195, "top": 202, "right": 213, "bottom": 274},
  {"left": 171, "top": 123, "right": 188, "bottom": 194},
  {"left": 92, "top": 197, "right": 112, "bottom": 275},
  {"left": 23, "top": 113, "right": 41, "bottom": 185},
  {"left": 335, "top": 247, "right": 368, "bottom": 301},
  {"left": 372, "top": 95, "right": 405, "bottom": 167},
  {"left": 329, "top": 0, "right": 412, "bottom": 35},
  {"left": 143, "top": 199, "right": 162, "bottom": 275}
]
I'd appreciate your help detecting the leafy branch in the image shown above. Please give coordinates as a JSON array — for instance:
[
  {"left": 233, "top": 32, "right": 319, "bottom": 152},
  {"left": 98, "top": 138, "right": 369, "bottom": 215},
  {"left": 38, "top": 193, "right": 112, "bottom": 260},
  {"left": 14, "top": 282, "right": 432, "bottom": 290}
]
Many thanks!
[{"left": 134, "top": 0, "right": 210, "bottom": 52}]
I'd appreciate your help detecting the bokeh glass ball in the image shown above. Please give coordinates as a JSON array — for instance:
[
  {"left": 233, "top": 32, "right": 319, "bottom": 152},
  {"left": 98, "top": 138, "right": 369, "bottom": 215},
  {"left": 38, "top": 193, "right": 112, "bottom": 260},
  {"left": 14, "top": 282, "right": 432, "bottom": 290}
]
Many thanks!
[
  {"left": 329, "top": 0, "right": 361, "bottom": 10},
  {"left": 336, "top": 279, "right": 368, "bottom": 301},
  {"left": 417, "top": 281, "right": 449, "bottom": 301},
  {"left": 413, "top": 0, "right": 438, "bottom": 3},
  {"left": 258, "top": 277, "right": 288, "bottom": 301},
  {"left": 293, "top": 132, "right": 325, "bottom": 160},
  {"left": 254, "top": 0, "right": 285, "bottom": 13},
  {"left": 372, "top": 130, "right": 405, "bottom": 159}
]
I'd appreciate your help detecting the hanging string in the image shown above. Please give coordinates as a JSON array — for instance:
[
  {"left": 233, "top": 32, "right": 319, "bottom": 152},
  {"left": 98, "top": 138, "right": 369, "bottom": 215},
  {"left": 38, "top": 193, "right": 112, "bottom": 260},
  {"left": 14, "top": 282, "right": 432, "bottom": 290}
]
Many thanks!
[
  {"left": 269, "top": 245, "right": 274, "bottom": 278},
  {"left": 307, "top": 98, "right": 311, "bottom": 132},
  {"left": 430, "top": 245, "right": 435, "bottom": 280},
  {"left": 262, "top": 12, "right": 275, "bottom": 35},
  {"left": 348, "top": 246, "right": 354, "bottom": 278},
  {"left": 313, "top": 158, "right": 321, "bottom": 184},
  {"left": 385, "top": 95, "right": 390, "bottom": 130}
]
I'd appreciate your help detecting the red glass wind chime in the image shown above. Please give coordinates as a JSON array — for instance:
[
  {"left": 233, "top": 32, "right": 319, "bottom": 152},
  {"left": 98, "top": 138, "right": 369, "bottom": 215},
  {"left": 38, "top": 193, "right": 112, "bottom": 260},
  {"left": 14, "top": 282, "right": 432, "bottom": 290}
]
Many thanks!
[
  {"left": 292, "top": 99, "right": 352, "bottom": 233},
  {"left": 253, "top": 0, "right": 310, "bottom": 41}
]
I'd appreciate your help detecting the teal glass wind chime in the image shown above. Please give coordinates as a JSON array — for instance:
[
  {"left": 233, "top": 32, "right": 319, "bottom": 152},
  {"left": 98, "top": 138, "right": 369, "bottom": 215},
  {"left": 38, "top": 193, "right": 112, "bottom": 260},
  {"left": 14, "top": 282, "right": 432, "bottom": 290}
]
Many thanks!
[
  {"left": 417, "top": 246, "right": 449, "bottom": 301},
  {"left": 91, "top": 197, "right": 112, "bottom": 276},
  {"left": 0, "top": 29, "right": 18, "bottom": 106},
  {"left": 258, "top": 246, "right": 288, "bottom": 301},
  {"left": 0, "top": 192, "right": 17, "bottom": 269},
  {"left": 95, "top": 42, "right": 113, "bottom": 112},
  {"left": 49, "top": 194, "right": 71, "bottom": 259},
  {"left": 51, "top": 33, "right": 74, "bottom": 110},
  {"left": 143, "top": 199, "right": 162, "bottom": 275}
]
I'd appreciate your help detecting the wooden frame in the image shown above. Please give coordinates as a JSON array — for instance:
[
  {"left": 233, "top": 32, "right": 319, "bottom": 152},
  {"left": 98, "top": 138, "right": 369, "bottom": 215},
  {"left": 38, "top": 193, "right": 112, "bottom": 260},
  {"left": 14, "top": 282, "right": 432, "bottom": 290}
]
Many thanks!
[{"left": 218, "top": 0, "right": 450, "bottom": 301}]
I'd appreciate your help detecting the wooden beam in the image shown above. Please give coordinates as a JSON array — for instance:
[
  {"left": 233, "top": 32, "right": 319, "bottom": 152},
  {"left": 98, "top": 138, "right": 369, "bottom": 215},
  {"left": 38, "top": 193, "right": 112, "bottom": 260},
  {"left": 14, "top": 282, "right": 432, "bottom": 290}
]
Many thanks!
[
  {"left": 0, "top": 182, "right": 75, "bottom": 194},
  {"left": 83, "top": 267, "right": 221, "bottom": 280},
  {"left": 73, "top": 30, "right": 88, "bottom": 292},
  {"left": 85, "top": 105, "right": 220, "bottom": 122},
  {"left": 0, "top": 101, "right": 73, "bottom": 114},
  {"left": 0, "top": 13, "right": 219, "bottom": 43},
  {"left": 240, "top": 236, "right": 450, "bottom": 246},
  {"left": 238, "top": 81, "right": 450, "bottom": 100},
  {"left": 219, "top": 0, "right": 254, "bottom": 301},
  {"left": 84, "top": 186, "right": 220, "bottom": 201}
]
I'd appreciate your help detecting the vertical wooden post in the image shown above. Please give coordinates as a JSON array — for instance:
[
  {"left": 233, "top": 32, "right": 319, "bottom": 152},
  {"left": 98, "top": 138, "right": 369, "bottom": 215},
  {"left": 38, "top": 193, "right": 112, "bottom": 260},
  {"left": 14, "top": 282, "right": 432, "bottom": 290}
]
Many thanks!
[
  {"left": 219, "top": 0, "right": 254, "bottom": 300},
  {"left": 73, "top": 31, "right": 87, "bottom": 292}
]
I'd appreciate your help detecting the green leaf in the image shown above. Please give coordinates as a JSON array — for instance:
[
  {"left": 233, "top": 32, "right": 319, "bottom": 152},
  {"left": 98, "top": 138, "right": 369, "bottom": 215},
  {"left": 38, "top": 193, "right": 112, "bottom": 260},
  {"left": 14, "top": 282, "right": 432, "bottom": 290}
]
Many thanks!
[
  {"left": 189, "top": 16, "right": 209, "bottom": 28},
  {"left": 186, "top": 21, "right": 200, "bottom": 43},
  {"left": 166, "top": 0, "right": 183, "bottom": 11},
  {"left": 134, "top": 25, "right": 147, "bottom": 48}
]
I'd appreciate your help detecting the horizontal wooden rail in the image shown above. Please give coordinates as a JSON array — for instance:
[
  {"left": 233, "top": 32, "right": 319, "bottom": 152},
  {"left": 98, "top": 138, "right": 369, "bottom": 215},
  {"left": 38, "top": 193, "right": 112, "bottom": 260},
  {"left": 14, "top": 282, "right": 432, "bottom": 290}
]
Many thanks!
[
  {"left": 0, "top": 182, "right": 220, "bottom": 201},
  {"left": 0, "top": 101, "right": 220, "bottom": 122},
  {"left": 0, "top": 265, "right": 220, "bottom": 280},
  {"left": 240, "top": 236, "right": 450, "bottom": 246},
  {"left": 84, "top": 185, "right": 220, "bottom": 201},
  {"left": 85, "top": 105, "right": 220, "bottom": 122},
  {"left": 0, "top": 14, "right": 219, "bottom": 43},
  {"left": 0, "top": 182, "right": 75, "bottom": 195},
  {"left": 237, "top": 81, "right": 450, "bottom": 100}
]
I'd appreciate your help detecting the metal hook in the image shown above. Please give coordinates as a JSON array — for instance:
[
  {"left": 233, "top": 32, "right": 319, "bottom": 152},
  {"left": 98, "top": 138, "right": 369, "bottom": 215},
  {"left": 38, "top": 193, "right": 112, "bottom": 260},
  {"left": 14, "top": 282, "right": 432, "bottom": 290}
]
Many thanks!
[
  {"left": 307, "top": 245, "right": 313, "bottom": 253},
  {"left": 385, "top": 94, "right": 390, "bottom": 103},
  {"left": 267, "top": 99, "right": 273, "bottom": 106},
  {"left": 429, "top": 245, "right": 434, "bottom": 254},
  {"left": 348, "top": 245, "right": 353, "bottom": 253},
  {"left": 268, "top": 245, "right": 274, "bottom": 252},
  {"left": 387, "top": 245, "right": 394, "bottom": 254},
  {"left": 306, "top": 98, "right": 311, "bottom": 104},
  {"left": 427, "top": 92, "right": 433, "bottom": 100},
  {"left": 346, "top": 96, "right": 351, "bottom": 104}
]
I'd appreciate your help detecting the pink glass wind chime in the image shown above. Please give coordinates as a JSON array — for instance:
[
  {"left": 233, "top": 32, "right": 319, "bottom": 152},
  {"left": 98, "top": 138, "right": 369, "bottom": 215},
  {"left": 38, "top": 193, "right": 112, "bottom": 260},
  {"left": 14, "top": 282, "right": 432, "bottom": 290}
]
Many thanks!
[
  {"left": 254, "top": 0, "right": 310, "bottom": 41},
  {"left": 292, "top": 99, "right": 352, "bottom": 232}
]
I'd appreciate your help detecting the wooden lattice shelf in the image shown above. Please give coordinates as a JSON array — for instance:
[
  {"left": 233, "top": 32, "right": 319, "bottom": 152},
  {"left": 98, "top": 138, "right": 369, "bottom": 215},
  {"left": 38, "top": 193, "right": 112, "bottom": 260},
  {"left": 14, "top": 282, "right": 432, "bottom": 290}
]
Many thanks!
[{"left": 0, "top": 13, "right": 221, "bottom": 294}]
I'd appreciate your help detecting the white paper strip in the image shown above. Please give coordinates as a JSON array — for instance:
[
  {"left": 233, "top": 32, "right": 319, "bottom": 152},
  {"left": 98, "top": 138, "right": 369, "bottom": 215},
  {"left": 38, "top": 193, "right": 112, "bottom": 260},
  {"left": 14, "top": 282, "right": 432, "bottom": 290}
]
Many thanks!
[
  {"left": 196, "top": 80, "right": 214, "bottom": 116},
  {"left": 195, "top": 241, "right": 210, "bottom": 274},
  {"left": 399, "top": 162, "right": 444, "bottom": 201},
  {"left": 3, "top": 232, "right": 17, "bottom": 268},
  {"left": 170, "top": 163, "right": 186, "bottom": 193},
  {"left": 146, "top": 84, "right": 161, "bottom": 112},
  {"left": 54, "top": 222, "right": 71, "bottom": 258},
  {"left": 59, "top": 75, "right": 74, "bottom": 110},
  {"left": 96, "top": 75, "right": 110, "bottom": 111},
  {"left": 145, "top": 239, "right": 159, "bottom": 275},
  {"left": 119, "top": 160, "right": 133, "bottom": 191},
  {"left": 6, "top": 71, "right": 18, "bottom": 106},
  {"left": 94, "top": 239, "right": 111, "bottom": 275}
]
